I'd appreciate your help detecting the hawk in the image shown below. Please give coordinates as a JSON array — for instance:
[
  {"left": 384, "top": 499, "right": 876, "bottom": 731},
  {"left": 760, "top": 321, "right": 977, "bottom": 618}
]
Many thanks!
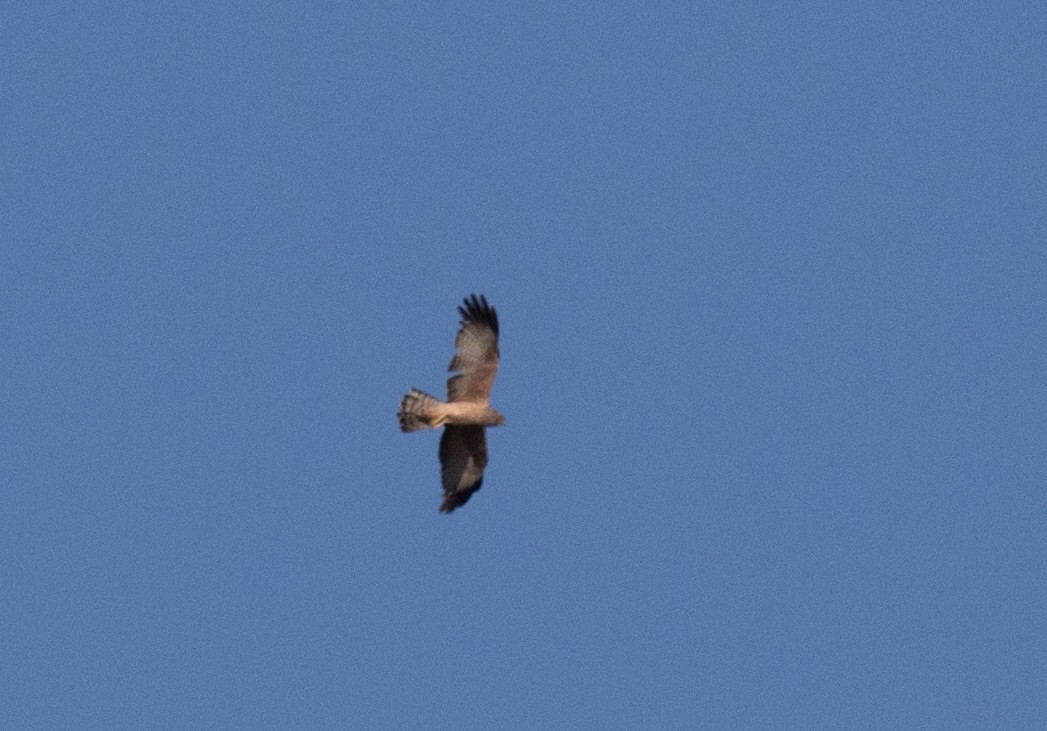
[{"left": 398, "top": 294, "right": 506, "bottom": 513}]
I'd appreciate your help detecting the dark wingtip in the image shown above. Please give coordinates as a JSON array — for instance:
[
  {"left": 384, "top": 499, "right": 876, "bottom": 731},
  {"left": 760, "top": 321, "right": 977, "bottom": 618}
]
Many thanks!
[
  {"left": 458, "top": 293, "right": 498, "bottom": 337},
  {"left": 439, "top": 479, "right": 483, "bottom": 513}
]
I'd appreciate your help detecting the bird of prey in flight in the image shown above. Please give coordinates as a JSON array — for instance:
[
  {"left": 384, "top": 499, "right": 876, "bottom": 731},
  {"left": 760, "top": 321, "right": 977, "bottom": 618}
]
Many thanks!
[{"left": 398, "top": 294, "right": 505, "bottom": 513}]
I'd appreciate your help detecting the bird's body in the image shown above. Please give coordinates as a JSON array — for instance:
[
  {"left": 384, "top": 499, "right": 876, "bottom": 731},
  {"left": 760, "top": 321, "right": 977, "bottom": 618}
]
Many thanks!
[
  {"left": 399, "top": 389, "right": 505, "bottom": 429},
  {"left": 398, "top": 294, "right": 505, "bottom": 513}
]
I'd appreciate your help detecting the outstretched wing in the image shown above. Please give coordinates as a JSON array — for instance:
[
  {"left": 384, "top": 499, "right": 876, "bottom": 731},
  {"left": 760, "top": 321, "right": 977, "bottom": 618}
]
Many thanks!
[
  {"left": 446, "top": 294, "right": 499, "bottom": 403},
  {"left": 438, "top": 425, "right": 487, "bottom": 513}
]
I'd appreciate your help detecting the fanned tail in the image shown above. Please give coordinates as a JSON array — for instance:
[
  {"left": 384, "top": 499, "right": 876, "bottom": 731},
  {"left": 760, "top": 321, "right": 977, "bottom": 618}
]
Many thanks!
[{"left": 398, "top": 389, "right": 444, "bottom": 432}]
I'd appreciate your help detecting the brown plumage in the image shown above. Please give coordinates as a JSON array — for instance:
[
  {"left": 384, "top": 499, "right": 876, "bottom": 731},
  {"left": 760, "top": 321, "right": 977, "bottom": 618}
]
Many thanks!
[{"left": 398, "top": 294, "right": 506, "bottom": 513}]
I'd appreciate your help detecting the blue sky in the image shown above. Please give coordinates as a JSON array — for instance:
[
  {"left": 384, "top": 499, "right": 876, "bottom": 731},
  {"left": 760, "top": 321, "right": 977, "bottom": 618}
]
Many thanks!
[{"left": 3, "top": 3, "right": 1045, "bottom": 728}]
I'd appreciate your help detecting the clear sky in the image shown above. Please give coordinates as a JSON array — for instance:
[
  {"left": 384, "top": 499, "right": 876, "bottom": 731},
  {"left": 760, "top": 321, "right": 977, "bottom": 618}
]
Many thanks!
[{"left": 3, "top": 3, "right": 1045, "bottom": 728}]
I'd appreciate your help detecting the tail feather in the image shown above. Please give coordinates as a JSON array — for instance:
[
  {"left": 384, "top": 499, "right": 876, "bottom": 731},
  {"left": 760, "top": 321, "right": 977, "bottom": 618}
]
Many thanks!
[{"left": 398, "top": 389, "right": 444, "bottom": 432}]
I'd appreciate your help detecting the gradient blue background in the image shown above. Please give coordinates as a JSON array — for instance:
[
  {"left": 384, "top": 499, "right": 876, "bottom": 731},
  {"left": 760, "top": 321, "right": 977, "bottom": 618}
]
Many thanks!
[{"left": 4, "top": 3, "right": 1045, "bottom": 728}]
